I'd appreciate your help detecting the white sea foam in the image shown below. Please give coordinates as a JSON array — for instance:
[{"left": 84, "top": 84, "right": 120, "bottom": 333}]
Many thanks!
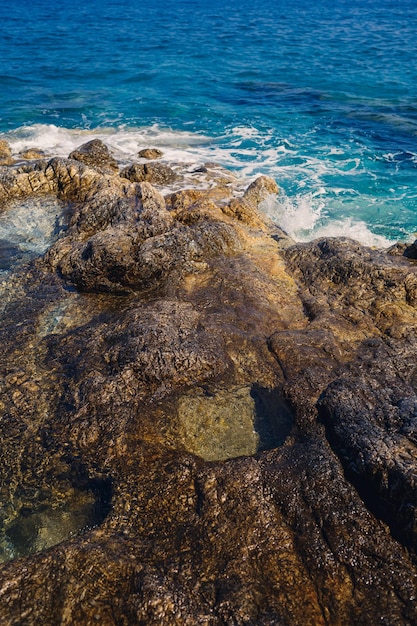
[
  {"left": 230, "top": 125, "right": 261, "bottom": 139},
  {"left": 261, "top": 193, "right": 392, "bottom": 248},
  {"left": 4, "top": 124, "right": 101, "bottom": 158},
  {"left": 261, "top": 192, "right": 325, "bottom": 237},
  {"left": 3, "top": 123, "right": 214, "bottom": 166},
  {"left": 0, "top": 123, "right": 409, "bottom": 247},
  {"left": 0, "top": 123, "right": 368, "bottom": 184},
  {"left": 309, "top": 219, "right": 392, "bottom": 248}
]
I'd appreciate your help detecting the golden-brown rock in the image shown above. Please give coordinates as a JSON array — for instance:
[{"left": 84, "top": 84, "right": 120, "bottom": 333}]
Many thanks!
[
  {"left": 0, "top": 153, "right": 417, "bottom": 625},
  {"left": 0, "top": 139, "right": 12, "bottom": 165},
  {"left": 138, "top": 148, "right": 164, "bottom": 159}
]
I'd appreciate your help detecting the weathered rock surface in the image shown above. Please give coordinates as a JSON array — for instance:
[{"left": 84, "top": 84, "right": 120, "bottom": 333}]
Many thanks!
[
  {"left": 121, "top": 161, "right": 179, "bottom": 185},
  {"left": 18, "top": 148, "right": 46, "bottom": 160},
  {"left": 1, "top": 145, "right": 417, "bottom": 624},
  {"left": 69, "top": 138, "right": 119, "bottom": 174},
  {"left": 0, "top": 139, "right": 12, "bottom": 165},
  {"left": 403, "top": 238, "right": 417, "bottom": 259},
  {"left": 138, "top": 148, "right": 164, "bottom": 159}
]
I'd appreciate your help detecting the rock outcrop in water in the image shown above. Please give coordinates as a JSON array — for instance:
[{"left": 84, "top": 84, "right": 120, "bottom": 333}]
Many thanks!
[
  {"left": 138, "top": 147, "right": 164, "bottom": 160},
  {"left": 0, "top": 138, "right": 417, "bottom": 624},
  {"left": 0, "top": 139, "right": 12, "bottom": 165}
]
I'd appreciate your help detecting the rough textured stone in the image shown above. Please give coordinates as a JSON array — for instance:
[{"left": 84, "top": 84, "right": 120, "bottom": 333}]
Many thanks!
[
  {"left": 138, "top": 148, "right": 164, "bottom": 159},
  {"left": 121, "top": 162, "right": 178, "bottom": 185},
  {"left": 1, "top": 152, "right": 417, "bottom": 625},
  {"left": 46, "top": 188, "right": 241, "bottom": 294},
  {"left": 165, "top": 188, "right": 206, "bottom": 211},
  {"left": 0, "top": 139, "right": 13, "bottom": 165},
  {"left": 220, "top": 175, "right": 280, "bottom": 229},
  {"left": 18, "top": 148, "right": 46, "bottom": 160},
  {"left": 318, "top": 338, "right": 417, "bottom": 553},
  {"left": 222, "top": 196, "right": 269, "bottom": 229},
  {"left": 403, "top": 238, "right": 417, "bottom": 259},
  {"left": 69, "top": 139, "right": 119, "bottom": 174},
  {"left": 243, "top": 174, "right": 279, "bottom": 207}
]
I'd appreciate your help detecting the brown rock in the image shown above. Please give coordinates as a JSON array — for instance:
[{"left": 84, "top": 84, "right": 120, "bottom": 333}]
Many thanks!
[
  {"left": 165, "top": 188, "right": 206, "bottom": 211},
  {"left": 69, "top": 139, "right": 119, "bottom": 174},
  {"left": 220, "top": 175, "right": 280, "bottom": 229},
  {"left": 222, "top": 196, "right": 267, "bottom": 229},
  {"left": 120, "top": 162, "right": 178, "bottom": 185},
  {"left": 1, "top": 152, "right": 417, "bottom": 625},
  {"left": 138, "top": 148, "right": 164, "bottom": 159},
  {"left": 18, "top": 148, "right": 46, "bottom": 160},
  {"left": 243, "top": 174, "right": 279, "bottom": 207},
  {"left": 0, "top": 139, "right": 12, "bottom": 165}
]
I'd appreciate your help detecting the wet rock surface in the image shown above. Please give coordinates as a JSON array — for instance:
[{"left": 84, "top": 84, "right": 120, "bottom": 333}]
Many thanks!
[
  {"left": 0, "top": 144, "right": 417, "bottom": 624},
  {"left": 0, "top": 139, "right": 12, "bottom": 165},
  {"left": 68, "top": 139, "right": 119, "bottom": 174},
  {"left": 120, "top": 161, "right": 179, "bottom": 185},
  {"left": 138, "top": 148, "right": 164, "bottom": 160}
]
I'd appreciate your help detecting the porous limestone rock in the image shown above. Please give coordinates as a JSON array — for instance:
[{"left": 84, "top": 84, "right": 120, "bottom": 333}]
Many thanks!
[
  {"left": 243, "top": 174, "right": 279, "bottom": 207},
  {"left": 18, "top": 148, "right": 46, "bottom": 160},
  {"left": 120, "top": 162, "right": 178, "bottom": 185},
  {"left": 0, "top": 139, "right": 12, "bottom": 165},
  {"left": 0, "top": 152, "right": 417, "bottom": 625},
  {"left": 69, "top": 138, "right": 119, "bottom": 174},
  {"left": 138, "top": 148, "right": 164, "bottom": 159},
  {"left": 221, "top": 174, "right": 280, "bottom": 229}
]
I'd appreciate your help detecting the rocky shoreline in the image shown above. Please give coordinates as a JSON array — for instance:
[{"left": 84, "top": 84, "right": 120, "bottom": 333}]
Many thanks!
[{"left": 0, "top": 138, "right": 417, "bottom": 624}]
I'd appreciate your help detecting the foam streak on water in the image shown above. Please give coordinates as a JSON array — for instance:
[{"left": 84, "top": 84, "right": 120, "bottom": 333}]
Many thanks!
[{"left": 1, "top": 0, "right": 417, "bottom": 245}]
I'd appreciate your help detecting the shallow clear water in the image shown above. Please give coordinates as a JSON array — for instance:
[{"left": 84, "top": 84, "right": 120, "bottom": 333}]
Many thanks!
[
  {"left": 0, "top": 196, "right": 68, "bottom": 270},
  {"left": 1, "top": 0, "right": 417, "bottom": 245},
  {"left": 0, "top": 479, "right": 111, "bottom": 564}
]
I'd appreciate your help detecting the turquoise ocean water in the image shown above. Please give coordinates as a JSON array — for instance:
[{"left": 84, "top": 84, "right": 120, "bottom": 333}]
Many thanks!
[{"left": 1, "top": 0, "right": 417, "bottom": 246}]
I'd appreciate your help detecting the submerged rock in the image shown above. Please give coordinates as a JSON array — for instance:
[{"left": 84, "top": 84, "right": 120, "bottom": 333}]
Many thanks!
[{"left": 1, "top": 151, "right": 417, "bottom": 624}]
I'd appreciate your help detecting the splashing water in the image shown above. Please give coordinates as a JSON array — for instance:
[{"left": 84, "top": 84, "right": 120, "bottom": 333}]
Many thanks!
[{"left": 1, "top": 0, "right": 417, "bottom": 245}]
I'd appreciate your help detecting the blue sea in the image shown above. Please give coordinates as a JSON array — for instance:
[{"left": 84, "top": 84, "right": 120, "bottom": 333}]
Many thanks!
[{"left": 1, "top": 0, "right": 417, "bottom": 246}]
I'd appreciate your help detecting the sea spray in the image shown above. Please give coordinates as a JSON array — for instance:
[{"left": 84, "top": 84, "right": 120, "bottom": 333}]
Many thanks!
[{"left": 260, "top": 192, "right": 394, "bottom": 248}]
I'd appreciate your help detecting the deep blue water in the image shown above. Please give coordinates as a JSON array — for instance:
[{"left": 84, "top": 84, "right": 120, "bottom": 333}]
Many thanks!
[{"left": 1, "top": 0, "right": 417, "bottom": 245}]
